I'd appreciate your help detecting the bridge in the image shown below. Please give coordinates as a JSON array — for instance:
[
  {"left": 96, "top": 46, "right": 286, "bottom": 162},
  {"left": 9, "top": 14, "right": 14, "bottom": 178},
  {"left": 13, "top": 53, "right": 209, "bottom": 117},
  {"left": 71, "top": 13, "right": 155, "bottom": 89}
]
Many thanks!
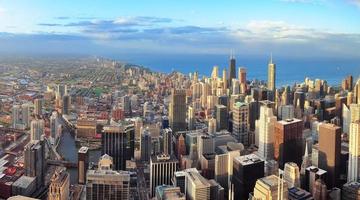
[{"left": 47, "top": 159, "right": 77, "bottom": 168}]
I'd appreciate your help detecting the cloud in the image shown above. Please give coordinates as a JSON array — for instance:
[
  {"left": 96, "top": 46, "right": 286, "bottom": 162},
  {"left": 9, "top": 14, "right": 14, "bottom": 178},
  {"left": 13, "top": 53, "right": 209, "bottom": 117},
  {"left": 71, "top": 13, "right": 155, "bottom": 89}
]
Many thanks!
[
  {"left": 348, "top": 0, "right": 360, "bottom": 7},
  {"left": 38, "top": 23, "right": 63, "bottom": 27},
  {"left": 0, "top": 6, "right": 5, "bottom": 15}
]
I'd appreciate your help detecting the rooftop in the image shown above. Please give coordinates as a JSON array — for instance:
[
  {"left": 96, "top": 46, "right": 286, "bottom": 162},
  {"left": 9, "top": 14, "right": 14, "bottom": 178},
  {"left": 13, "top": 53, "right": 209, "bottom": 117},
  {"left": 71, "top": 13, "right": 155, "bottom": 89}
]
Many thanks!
[{"left": 234, "top": 153, "right": 263, "bottom": 166}]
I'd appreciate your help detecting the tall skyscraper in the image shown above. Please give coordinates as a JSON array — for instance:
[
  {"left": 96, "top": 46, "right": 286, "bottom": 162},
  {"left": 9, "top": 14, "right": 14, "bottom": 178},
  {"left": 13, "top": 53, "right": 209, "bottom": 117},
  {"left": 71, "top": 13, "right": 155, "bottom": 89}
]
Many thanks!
[
  {"left": 239, "top": 67, "right": 246, "bottom": 85},
  {"left": 350, "top": 103, "right": 360, "bottom": 123},
  {"left": 12, "top": 104, "right": 30, "bottom": 129},
  {"left": 188, "top": 106, "right": 195, "bottom": 130},
  {"left": 50, "top": 111, "right": 59, "bottom": 139},
  {"left": 232, "top": 102, "right": 249, "bottom": 146},
  {"left": 312, "top": 179, "right": 327, "bottom": 200},
  {"left": 62, "top": 95, "right": 70, "bottom": 115},
  {"left": 150, "top": 154, "right": 178, "bottom": 197},
  {"left": 256, "top": 104, "right": 277, "bottom": 160},
  {"left": 267, "top": 54, "right": 276, "bottom": 92},
  {"left": 102, "top": 124, "right": 135, "bottom": 170},
  {"left": 30, "top": 119, "right": 45, "bottom": 141},
  {"left": 348, "top": 121, "right": 360, "bottom": 182},
  {"left": 48, "top": 169, "right": 70, "bottom": 200},
  {"left": 274, "top": 118, "right": 303, "bottom": 169},
  {"left": 232, "top": 154, "right": 264, "bottom": 200},
  {"left": 169, "top": 89, "right": 186, "bottom": 133},
  {"left": 33, "top": 98, "right": 43, "bottom": 116},
  {"left": 222, "top": 68, "right": 227, "bottom": 91},
  {"left": 86, "top": 154, "right": 130, "bottom": 200},
  {"left": 318, "top": 123, "right": 341, "bottom": 188},
  {"left": 304, "top": 166, "right": 327, "bottom": 194},
  {"left": 228, "top": 52, "right": 236, "bottom": 87},
  {"left": 163, "top": 128, "right": 172, "bottom": 155},
  {"left": 121, "top": 95, "right": 132, "bottom": 116},
  {"left": 215, "top": 104, "right": 228, "bottom": 131},
  {"left": 141, "top": 127, "right": 152, "bottom": 162},
  {"left": 24, "top": 139, "right": 46, "bottom": 189},
  {"left": 78, "top": 146, "right": 89, "bottom": 184}
]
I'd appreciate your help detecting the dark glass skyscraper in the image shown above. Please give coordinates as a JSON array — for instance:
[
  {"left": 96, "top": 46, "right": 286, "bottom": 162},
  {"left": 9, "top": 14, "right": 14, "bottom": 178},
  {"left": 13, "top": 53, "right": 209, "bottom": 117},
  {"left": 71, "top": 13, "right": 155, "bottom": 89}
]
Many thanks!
[{"left": 229, "top": 53, "right": 236, "bottom": 87}]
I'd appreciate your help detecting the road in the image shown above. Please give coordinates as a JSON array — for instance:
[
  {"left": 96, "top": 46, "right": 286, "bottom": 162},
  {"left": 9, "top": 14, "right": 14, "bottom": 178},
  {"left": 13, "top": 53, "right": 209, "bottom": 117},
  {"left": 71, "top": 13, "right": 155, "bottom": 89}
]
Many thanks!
[{"left": 136, "top": 162, "right": 149, "bottom": 200}]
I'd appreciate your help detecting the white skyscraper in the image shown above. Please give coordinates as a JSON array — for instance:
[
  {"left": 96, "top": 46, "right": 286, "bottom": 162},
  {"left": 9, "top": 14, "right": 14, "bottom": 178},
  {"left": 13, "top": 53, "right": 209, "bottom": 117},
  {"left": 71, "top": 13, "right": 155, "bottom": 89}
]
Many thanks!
[
  {"left": 348, "top": 121, "right": 360, "bottom": 182},
  {"left": 30, "top": 119, "right": 45, "bottom": 141},
  {"left": 283, "top": 162, "right": 300, "bottom": 188},
  {"left": 256, "top": 105, "right": 277, "bottom": 160}
]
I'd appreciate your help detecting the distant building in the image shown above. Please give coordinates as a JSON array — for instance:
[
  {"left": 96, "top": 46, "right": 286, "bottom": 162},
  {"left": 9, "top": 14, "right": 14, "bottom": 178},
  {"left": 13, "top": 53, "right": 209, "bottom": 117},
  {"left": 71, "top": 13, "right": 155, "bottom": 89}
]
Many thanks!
[
  {"left": 61, "top": 95, "right": 70, "bottom": 115},
  {"left": 155, "top": 185, "right": 185, "bottom": 200},
  {"left": 283, "top": 162, "right": 300, "bottom": 188},
  {"left": 288, "top": 187, "right": 313, "bottom": 200},
  {"left": 169, "top": 89, "right": 186, "bottom": 133},
  {"left": 33, "top": 98, "right": 42, "bottom": 116},
  {"left": 304, "top": 166, "right": 327, "bottom": 194},
  {"left": 78, "top": 146, "right": 89, "bottom": 184},
  {"left": 267, "top": 55, "right": 276, "bottom": 92},
  {"left": 30, "top": 119, "right": 44, "bottom": 141},
  {"left": 186, "top": 168, "right": 211, "bottom": 200},
  {"left": 76, "top": 118, "right": 97, "bottom": 138},
  {"left": 140, "top": 127, "right": 152, "bottom": 162},
  {"left": 348, "top": 121, "right": 360, "bottom": 182},
  {"left": 215, "top": 104, "right": 228, "bottom": 131},
  {"left": 24, "top": 139, "right": 45, "bottom": 189},
  {"left": 232, "top": 102, "right": 249, "bottom": 146},
  {"left": 228, "top": 53, "right": 236, "bottom": 87},
  {"left": 253, "top": 175, "right": 288, "bottom": 200},
  {"left": 342, "top": 181, "right": 360, "bottom": 200}
]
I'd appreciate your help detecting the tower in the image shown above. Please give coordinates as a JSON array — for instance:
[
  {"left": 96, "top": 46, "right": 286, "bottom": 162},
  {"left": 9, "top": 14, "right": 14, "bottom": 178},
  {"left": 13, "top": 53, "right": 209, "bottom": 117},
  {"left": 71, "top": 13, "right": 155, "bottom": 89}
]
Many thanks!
[
  {"left": 33, "top": 98, "right": 43, "bottom": 116},
  {"left": 48, "top": 169, "right": 70, "bottom": 200},
  {"left": 228, "top": 51, "right": 236, "bottom": 87},
  {"left": 30, "top": 119, "right": 45, "bottom": 141},
  {"left": 348, "top": 121, "right": 360, "bottom": 182},
  {"left": 267, "top": 54, "right": 276, "bottom": 92},
  {"left": 140, "top": 127, "right": 152, "bottom": 162},
  {"left": 232, "top": 102, "right": 249, "bottom": 146},
  {"left": 78, "top": 146, "right": 89, "bottom": 184},
  {"left": 24, "top": 139, "right": 46, "bottom": 189},
  {"left": 256, "top": 104, "right": 277, "bottom": 160},
  {"left": 169, "top": 89, "right": 186, "bottom": 133}
]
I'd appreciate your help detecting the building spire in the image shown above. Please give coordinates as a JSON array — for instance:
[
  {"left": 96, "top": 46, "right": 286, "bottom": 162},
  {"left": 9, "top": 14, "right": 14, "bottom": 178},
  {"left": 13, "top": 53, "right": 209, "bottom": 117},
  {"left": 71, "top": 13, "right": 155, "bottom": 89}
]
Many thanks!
[{"left": 270, "top": 52, "right": 273, "bottom": 64}]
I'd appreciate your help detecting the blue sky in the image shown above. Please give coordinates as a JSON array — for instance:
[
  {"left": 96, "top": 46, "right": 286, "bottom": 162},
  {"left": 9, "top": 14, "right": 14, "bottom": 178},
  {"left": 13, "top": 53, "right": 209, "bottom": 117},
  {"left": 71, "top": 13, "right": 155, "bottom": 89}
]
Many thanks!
[{"left": 0, "top": 0, "right": 360, "bottom": 60}]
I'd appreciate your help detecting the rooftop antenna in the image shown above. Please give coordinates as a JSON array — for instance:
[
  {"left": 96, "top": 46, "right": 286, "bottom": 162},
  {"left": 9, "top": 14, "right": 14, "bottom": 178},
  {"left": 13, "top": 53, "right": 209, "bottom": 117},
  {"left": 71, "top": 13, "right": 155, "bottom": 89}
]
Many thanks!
[{"left": 270, "top": 52, "right": 273, "bottom": 64}]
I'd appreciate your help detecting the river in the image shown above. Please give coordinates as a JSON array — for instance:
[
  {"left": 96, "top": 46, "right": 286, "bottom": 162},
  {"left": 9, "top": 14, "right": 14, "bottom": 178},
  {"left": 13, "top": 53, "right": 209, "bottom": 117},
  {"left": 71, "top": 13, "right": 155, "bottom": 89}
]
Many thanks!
[{"left": 57, "top": 130, "right": 101, "bottom": 184}]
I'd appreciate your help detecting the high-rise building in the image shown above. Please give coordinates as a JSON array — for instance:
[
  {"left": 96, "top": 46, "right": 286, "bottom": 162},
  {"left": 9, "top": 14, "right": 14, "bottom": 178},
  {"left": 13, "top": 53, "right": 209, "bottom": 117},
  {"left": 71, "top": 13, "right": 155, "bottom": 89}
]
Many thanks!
[
  {"left": 163, "top": 128, "right": 172, "bottom": 155},
  {"left": 24, "top": 139, "right": 46, "bottom": 189},
  {"left": 228, "top": 53, "right": 236, "bottom": 87},
  {"left": 33, "top": 98, "right": 42, "bottom": 116},
  {"left": 198, "top": 134, "right": 214, "bottom": 156},
  {"left": 232, "top": 102, "right": 249, "bottom": 146},
  {"left": 176, "top": 134, "right": 186, "bottom": 160},
  {"left": 78, "top": 146, "right": 89, "bottom": 184},
  {"left": 342, "top": 181, "right": 360, "bottom": 200},
  {"left": 12, "top": 104, "right": 30, "bottom": 129},
  {"left": 256, "top": 104, "right": 277, "bottom": 160},
  {"left": 30, "top": 119, "right": 44, "bottom": 141},
  {"left": 232, "top": 154, "right": 264, "bottom": 200},
  {"left": 318, "top": 123, "right": 341, "bottom": 188},
  {"left": 208, "top": 117, "right": 217, "bottom": 135},
  {"left": 284, "top": 162, "right": 301, "bottom": 188},
  {"left": 215, "top": 104, "right": 228, "bottom": 131},
  {"left": 304, "top": 166, "right": 327, "bottom": 194},
  {"left": 350, "top": 104, "right": 360, "bottom": 123},
  {"left": 86, "top": 154, "right": 130, "bottom": 200},
  {"left": 267, "top": 55, "right": 276, "bottom": 92},
  {"left": 169, "top": 89, "right": 186, "bottom": 133},
  {"left": 48, "top": 169, "right": 70, "bottom": 200},
  {"left": 222, "top": 68, "right": 227, "bottom": 91},
  {"left": 274, "top": 118, "right": 303, "bottom": 169},
  {"left": 150, "top": 154, "right": 178, "bottom": 197},
  {"left": 102, "top": 124, "right": 135, "bottom": 170},
  {"left": 312, "top": 179, "right": 327, "bottom": 200},
  {"left": 61, "top": 95, "right": 70, "bottom": 115},
  {"left": 155, "top": 185, "right": 185, "bottom": 200},
  {"left": 56, "top": 84, "right": 67, "bottom": 99},
  {"left": 348, "top": 121, "right": 360, "bottom": 182},
  {"left": 50, "top": 111, "right": 59, "bottom": 140},
  {"left": 188, "top": 106, "right": 195, "bottom": 130},
  {"left": 239, "top": 67, "right": 246, "bottom": 85},
  {"left": 253, "top": 174, "right": 288, "bottom": 200},
  {"left": 121, "top": 95, "right": 132, "bottom": 116},
  {"left": 141, "top": 127, "right": 152, "bottom": 162},
  {"left": 186, "top": 168, "right": 211, "bottom": 200}
]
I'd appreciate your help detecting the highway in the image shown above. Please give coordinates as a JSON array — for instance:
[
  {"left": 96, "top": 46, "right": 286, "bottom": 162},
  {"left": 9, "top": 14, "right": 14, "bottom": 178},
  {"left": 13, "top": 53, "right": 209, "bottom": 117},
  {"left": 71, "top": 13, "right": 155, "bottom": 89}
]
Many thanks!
[{"left": 136, "top": 162, "right": 149, "bottom": 200}]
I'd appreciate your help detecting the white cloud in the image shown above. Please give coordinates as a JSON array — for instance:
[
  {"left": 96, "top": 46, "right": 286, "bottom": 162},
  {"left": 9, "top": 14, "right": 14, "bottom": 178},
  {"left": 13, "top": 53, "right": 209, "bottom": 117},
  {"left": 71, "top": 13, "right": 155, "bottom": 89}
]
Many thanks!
[{"left": 0, "top": 7, "right": 5, "bottom": 15}]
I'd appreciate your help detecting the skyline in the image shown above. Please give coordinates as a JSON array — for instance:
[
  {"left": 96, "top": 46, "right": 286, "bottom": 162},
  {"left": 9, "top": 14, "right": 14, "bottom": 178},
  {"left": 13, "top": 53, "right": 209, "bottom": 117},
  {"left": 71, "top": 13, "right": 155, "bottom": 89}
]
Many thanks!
[{"left": 0, "top": 0, "right": 360, "bottom": 61}]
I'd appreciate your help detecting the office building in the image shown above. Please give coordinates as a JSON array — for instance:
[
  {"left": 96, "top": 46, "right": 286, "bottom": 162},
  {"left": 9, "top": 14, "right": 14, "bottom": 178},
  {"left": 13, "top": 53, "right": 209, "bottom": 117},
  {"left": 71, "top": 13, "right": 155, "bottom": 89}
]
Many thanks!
[
  {"left": 304, "top": 166, "right": 327, "bottom": 194},
  {"left": 176, "top": 134, "right": 186, "bottom": 160},
  {"left": 318, "top": 123, "right": 341, "bottom": 188},
  {"left": 274, "top": 118, "right": 303, "bottom": 169},
  {"left": 50, "top": 111, "right": 59, "bottom": 139},
  {"left": 141, "top": 127, "right": 152, "bottom": 162},
  {"left": 239, "top": 67, "right": 246, "bottom": 85},
  {"left": 102, "top": 124, "right": 135, "bottom": 170},
  {"left": 48, "top": 169, "right": 70, "bottom": 200},
  {"left": 232, "top": 102, "right": 249, "bottom": 146},
  {"left": 150, "top": 154, "right": 178, "bottom": 197},
  {"left": 169, "top": 89, "right": 186, "bottom": 133},
  {"left": 288, "top": 187, "right": 314, "bottom": 200},
  {"left": 163, "top": 128, "right": 172, "bottom": 155},
  {"left": 267, "top": 55, "right": 276, "bottom": 92},
  {"left": 350, "top": 104, "right": 360, "bottom": 123},
  {"left": 215, "top": 104, "right": 228, "bottom": 131},
  {"left": 61, "top": 94, "right": 70, "bottom": 115},
  {"left": 24, "top": 139, "right": 45, "bottom": 189},
  {"left": 188, "top": 106, "right": 195, "bottom": 130},
  {"left": 342, "top": 181, "right": 360, "bottom": 200},
  {"left": 253, "top": 175, "right": 288, "bottom": 200},
  {"left": 312, "top": 179, "right": 327, "bottom": 200},
  {"left": 155, "top": 185, "right": 185, "bottom": 200},
  {"left": 12, "top": 104, "right": 30, "bottom": 129},
  {"left": 86, "top": 155, "right": 130, "bottom": 200},
  {"left": 208, "top": 117, "right": 217, "bottom": 134},
  {"left": 121, "top": 95, "right": 132, "bottom": 116},
  {"left": 256, "top": 104, "right": 277, "bottom": 160},
  {"left": 348, "top": 121, "right": 360, "bottom": 182},
  {"left": 284, "top": 162, "right": 300, "bottom": 188},
  {"left": 33, "top": 98, "right": 42, "bottom": 116},
  {"left": 78, "top": 146, "right": 89, "bottom": 184},
  {"left": 186, "top": 168, "right": 212, "bottom": 200},
  {"left": 232, "top": 154, "right": 264, "bottom": 200},
  {"left": 30, "top": 119, "right": 45, "bottom": 141},
  {"left": 228, "top": 53, "right": 236, "bottom": 86},
  {"left": 76, "top": 118, "right": 97, "bottom": 138}
]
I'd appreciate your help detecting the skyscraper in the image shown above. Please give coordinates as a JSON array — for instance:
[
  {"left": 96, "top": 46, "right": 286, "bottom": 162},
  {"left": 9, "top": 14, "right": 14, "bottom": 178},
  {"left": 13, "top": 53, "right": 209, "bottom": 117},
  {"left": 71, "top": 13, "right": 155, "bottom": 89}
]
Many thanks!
[
  {"left": 78, "top": 146, "right": 89, "bottom": 184},
  {"left": 102, "top": 124, "right": 135, "bottom": 170},
  {"left": 228, "top": 52, "right": 236, "bottom": 87},
  {"left": 141, "top": 127, "right": 152, "bottom": 162},
  {"left": 256, "top": 104, "right": 277, "bottom": 160},
  {"left": 318, "top": 123, "right": 341, "bottom": 188},
  {"left": 150, "top": 154, "right": 178, "bottom": 197},
  {"left": 33, "top": 98, "right": 42, "bottom": 116},
  {"left": 30, "top": 119, "right": 45, "bottom": 141},
  {"left": 239, "top": 67, "right": 246, "bottom": 85},
  {"left": 253, "top": 174, "right": 288, "bottom": 200},
  {"left": 169, "top": 89, "right": 186, "bottom": 133},
  {"left": 215, "top": 104, "right": 228, "bottom": 131},
  {"left": 232, "top": 154, "right": 265, "bottom": 200},
  {"left": 267, "top": 54, "right": 276, "bottom": 92},
  {"left": 274, "top": 118, "right": 303, "bottom": 169},
  {"left": 232, "top": 102, "right": 249, "bottom": 146},
  {"left": 24, "top": 139, "right": 46, "bottom": 189},
  {"left": 61, "top": 95, "right": 70, "bottom": 115},
  {"left": 185, "top": 168, "right": 211, "bottom": 200},
  {"left": 48, "top": 169, "right": 70, "bottom": 200},
  {"left": 283, "top": 162, "right": 301, "bottom": 188},
  {"left": 50, "top": 111, "right": 59, "bottom": 140},
  {"left": 350, "top": 103, "right": 360, "bottom": 123},
  {"left": 348, "top": 121, "right": 360, "bottom": 182},
  {"left": 163, "top": 128, "right": 172, "bottom": 155},
  {"left": 86, "top": 154, "right": 130, "bottom": 200},
  {"left": 188, "top": 106, "right": 195, "bottom": 130}
]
